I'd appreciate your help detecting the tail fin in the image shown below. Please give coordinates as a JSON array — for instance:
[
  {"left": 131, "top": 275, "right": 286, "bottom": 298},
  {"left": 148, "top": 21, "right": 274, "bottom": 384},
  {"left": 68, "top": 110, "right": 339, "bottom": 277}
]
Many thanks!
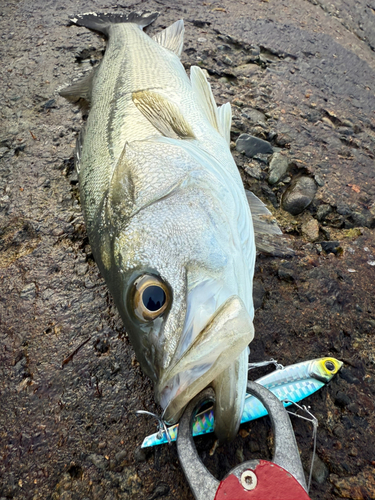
[{"left": 69, "top": 11, "right": 158, "bottom": 37}]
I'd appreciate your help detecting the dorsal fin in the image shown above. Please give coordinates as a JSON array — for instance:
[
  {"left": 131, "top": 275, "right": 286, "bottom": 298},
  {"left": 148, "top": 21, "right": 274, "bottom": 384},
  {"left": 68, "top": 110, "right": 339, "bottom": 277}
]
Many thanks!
[
  {"left": 217, "top": 102, "right": 232, "bottom": 146},
  {"left": 153, "top": 20, "right": 184, "bottom": 57},
  {"left": 190, "top": 65, "right": 219, "bottom": 132},
  {"left": 246, "top": 190, "right": 294, "bottom": 256},
  {"left": 132, "top": 90, "right": 195, "bottom": 140},
  {"left": 190, "top": 66, "right": 232, "bottom": 144}
]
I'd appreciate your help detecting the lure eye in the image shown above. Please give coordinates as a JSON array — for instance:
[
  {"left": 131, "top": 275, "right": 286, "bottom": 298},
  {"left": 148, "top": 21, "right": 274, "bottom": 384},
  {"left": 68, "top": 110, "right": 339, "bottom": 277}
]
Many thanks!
[
  {"left": 132, "top": 275, "right": 169, "bottom": 321},
  {"left": 325, "top": 360, "right": 335, "bottom": 372}
]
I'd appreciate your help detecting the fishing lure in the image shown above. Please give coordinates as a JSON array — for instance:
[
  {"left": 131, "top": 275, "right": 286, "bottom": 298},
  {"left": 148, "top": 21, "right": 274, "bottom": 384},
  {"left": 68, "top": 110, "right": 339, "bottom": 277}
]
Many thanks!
[{"left": 140, "top": 357, "right": 342, "bottom": 448}]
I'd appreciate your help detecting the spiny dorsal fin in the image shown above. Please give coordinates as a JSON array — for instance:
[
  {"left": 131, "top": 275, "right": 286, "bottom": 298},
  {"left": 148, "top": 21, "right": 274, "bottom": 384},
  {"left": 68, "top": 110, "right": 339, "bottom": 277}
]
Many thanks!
[
  {"left": 153, "top": 20, "right": 184, "bottom": 57},
  {"left": 217, "top": 102, "right": 232, "bottom": 146},
  {"left": 58, "top": 68, "right": 96, "bottom": 107},
  {"left": 246, "top": 190, "right": 294, "bottom": 256},
  {"left": 132, "top": 90, "right": 195, "bottom": 140},
  {"left": 190, "top": 66, "right": 219, "bottom": 132}
]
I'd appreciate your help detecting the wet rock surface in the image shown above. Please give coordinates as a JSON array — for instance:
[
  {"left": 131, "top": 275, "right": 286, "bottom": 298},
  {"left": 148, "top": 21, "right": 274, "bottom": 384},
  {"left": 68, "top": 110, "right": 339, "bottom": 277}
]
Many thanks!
[{"left": 1, "top": 0, "right": 375, "bottom": 499}]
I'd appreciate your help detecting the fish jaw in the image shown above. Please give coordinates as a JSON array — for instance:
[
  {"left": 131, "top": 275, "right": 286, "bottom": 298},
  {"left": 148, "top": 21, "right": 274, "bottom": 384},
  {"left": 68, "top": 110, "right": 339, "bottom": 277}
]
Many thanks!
[
  {"left": 156, "top": 295, "right": 254, "bottom": 426},
  {"left": 310, "top": 357, "right": 343, "bottom": 382},
  {"left": 211, "top": 349, "right": 248, "bottom": 443}
]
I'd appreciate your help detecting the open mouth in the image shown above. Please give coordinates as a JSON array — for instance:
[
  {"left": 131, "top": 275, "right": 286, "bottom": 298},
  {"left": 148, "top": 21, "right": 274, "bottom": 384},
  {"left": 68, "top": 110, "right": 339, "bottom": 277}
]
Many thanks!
[{"left": 156, "top": 294, "right": 254, "bottom": 425}]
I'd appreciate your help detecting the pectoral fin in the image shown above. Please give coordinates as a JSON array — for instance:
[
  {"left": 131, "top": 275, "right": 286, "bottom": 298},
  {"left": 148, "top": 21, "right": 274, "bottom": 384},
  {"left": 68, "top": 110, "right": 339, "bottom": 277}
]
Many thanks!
[{"left": 132, "top": 90, "right": 196, "bottom": 140}]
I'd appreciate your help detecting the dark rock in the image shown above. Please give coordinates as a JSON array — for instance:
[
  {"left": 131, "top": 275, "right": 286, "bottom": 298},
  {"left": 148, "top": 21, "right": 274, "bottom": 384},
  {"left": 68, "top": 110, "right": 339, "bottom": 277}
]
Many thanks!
[
  {"left": 339, "top": 368, "right": 360, "bottom": 385},
  {"left": 261, "top": 184, "right": 278, "bottom": 208},
  {"left": 335, "top": 391, "right": 351, "bottom": 408},
  {"left": 274, "top": 132, "right": 292, "bottom": 147},
  {"left": 235, "top": 134, "right": 273, "bottom": 157},
  {"left": 347, "top": 402, "right": 359, "bottom": 414},
  {"left": 277, "top": 267, "right": 295, "bottom": 282},
  {"left": 351, "top": 210, "right": 375, "bottom": 228},
  {"left": 134, "top": 446, "right": 146, "bottom": 463},
  {"left": 115, "top": 450, "right": 127, "bottom": 464},
  {"left": 148, "top": 483, "right": 170, "bottom": 500},
  {"left": 40, "top": 98, "right": 56, "bottom": 110},
  {"left": 243, "top": 163, "right": 262, "bottom": 180},
  {"left": 268, "top": 152, "right": 289, "bottom": 184},
  {"left": 341, "top": 416, "right": 353, "bottom": 429},
  {"left": 192, "top": 20, "right": 211, "bottom": 28},
  {"left": 253, "top": 153, "right": 271, "bottom": 164},
  {"left": 281, "top": 176, "right": 317, "bottom": 215},
  {"left": 333, "top": 424, "right": 345, "bottom": 438},
  {"left": 88, "top": 453, "right": 108, "bottom": 470},
  {"left": 316, "top": 204, "right": 332, "bottom": 221},
  {"left": 320, "top": 241, "right": 340, "bottom": 254},
  {"left": 253, "top": 280, "right": 265, "bottom": 310},
  {"left": 94, "top": 338, "right": 109, "bottom": 354},
  {"left": 336, "top": 203, "right": 352, "bottom": 216}
]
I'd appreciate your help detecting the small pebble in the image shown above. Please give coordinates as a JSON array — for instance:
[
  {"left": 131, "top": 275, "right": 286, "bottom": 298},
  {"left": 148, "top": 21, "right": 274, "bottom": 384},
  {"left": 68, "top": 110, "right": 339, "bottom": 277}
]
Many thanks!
[
  {"left": 320, "top": 241, "right": 340, "bottom": 254},
  {"left": 311, "top": 455, "right": 329, "bottom": 484},
  {"left": 301, "top": 219, "right": 320, "bottom": 242},
  {"left": 148, "top": 482, "right": 170, "bottom": 500},
  {"left": 134, "top": 446, "right": 146, "bottom": 463},
  {"left": 334, "top": 391, "right": 351, "bottom": 408},
  {"left": 87, "top": 453, "right": 108, "bottom": 470},
  {"left": 268, "top": 152, "right": 289, "bottom": 184},
  {"left": 281, "top": 176, "right": 317, "bottom": 215},
  {"left": 235, "top": 133, "right": 273, "bottom": 157}
]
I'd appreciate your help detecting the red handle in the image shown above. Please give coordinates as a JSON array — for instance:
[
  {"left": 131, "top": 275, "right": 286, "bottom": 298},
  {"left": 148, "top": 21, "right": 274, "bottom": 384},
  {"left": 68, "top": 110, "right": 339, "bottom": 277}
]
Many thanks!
[{"left": 214, "top": 460, "right": 311, "bottom": 500}]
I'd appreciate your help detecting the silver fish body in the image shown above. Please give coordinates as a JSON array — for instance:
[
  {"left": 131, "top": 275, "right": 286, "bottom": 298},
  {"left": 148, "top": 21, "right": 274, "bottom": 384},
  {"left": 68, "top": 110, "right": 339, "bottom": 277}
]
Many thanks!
[{"left": 61, "top": 12, "right": 256, "bottom": 442}]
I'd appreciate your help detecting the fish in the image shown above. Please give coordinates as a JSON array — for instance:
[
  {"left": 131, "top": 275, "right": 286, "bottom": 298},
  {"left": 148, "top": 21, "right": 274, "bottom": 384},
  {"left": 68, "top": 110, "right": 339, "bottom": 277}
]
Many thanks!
[
  {"left": 141, "top": 357, "right": 343, "bottom": 447},
  {"left": 60, "top": 11, "right": 281, "bottom": 443}
]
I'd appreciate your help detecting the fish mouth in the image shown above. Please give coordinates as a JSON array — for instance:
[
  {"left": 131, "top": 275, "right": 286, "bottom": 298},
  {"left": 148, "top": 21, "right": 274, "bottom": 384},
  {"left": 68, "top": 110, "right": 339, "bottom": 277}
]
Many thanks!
[{"left": 155, "top": 294, "right": 254, "bottom": 437}]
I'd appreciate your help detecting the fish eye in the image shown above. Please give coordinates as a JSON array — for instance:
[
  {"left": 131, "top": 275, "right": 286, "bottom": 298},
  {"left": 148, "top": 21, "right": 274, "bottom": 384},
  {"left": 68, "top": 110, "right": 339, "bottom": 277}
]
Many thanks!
[
  {"left": 132, "top": 275, "right": 169, "bottom": 321},
  {"left": 325, "top": 360, "right": 335, "bottom": 372}
]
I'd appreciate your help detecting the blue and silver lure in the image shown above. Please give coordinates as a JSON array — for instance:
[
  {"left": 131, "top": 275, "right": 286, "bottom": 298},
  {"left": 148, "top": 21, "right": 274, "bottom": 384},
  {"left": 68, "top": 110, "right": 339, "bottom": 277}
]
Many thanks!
[{"left": 141, "top": 357, "right": 342, "bottom": 448}]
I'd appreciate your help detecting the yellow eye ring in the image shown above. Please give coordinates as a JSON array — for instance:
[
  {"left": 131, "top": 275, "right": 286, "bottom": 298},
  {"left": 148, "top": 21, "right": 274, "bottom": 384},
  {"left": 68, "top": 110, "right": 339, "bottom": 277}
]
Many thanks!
[{"left": 132, "top": 275, "right": 170, "bottom": 322}]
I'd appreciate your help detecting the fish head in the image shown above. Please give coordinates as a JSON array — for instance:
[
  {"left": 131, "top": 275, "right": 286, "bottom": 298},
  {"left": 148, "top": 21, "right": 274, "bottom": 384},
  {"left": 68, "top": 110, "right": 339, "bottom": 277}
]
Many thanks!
[
  {"left": 102, "top": 140, "right": 255, "bottom": 427},
  {"left": 310, "top": 357, "right": 343, "bottom": 382}
]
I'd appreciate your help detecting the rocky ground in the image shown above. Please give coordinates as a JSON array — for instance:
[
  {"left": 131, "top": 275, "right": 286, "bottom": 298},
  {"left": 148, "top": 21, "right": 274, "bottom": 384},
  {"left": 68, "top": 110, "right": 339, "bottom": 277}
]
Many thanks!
[{"left": 1, "top": 0, "right": 375, "bottom": 499}]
